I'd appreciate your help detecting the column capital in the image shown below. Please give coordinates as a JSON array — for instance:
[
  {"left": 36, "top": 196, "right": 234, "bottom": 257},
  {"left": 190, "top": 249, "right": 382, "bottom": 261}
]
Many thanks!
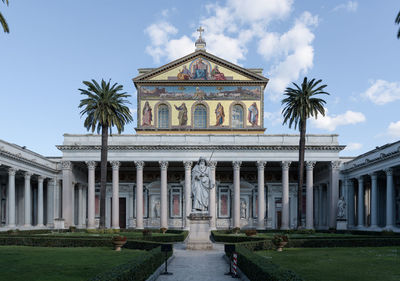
[
  {"left": 38, "top": 176, "right": 45, "bottom": 183},
  {"left": 24, "top": 171, "right": 32, "bottom": 179},
  {"left": 134, "top": 161, "right": 145, "bottom": 169},
  {"left": 86, "top": 161, "right": 97, "bottom": 169},
  {"left": 369, "top": 172, "right": 378, "bottom": 180},
  {"left": 384, "top": 168, "right": 393, "bottom": 176},
  {"left": 48, "top": 177, "right": 57, "bottom": 185},
  {"left": 61, "top": 160, "right": 72, "bottom": 170},
  {"left": 208, "top": 161, "right": 217, "bottom": 168},
  {"left": 281, "top": 161, "right": 291, "bottom": 170},
  {"left": 306, "top": 161, "right": 316, "bottom": 170},
  {"left": 330, "top": 160, "right": 341, "bottom": 170},
  {"left": 256, "top": 161, "right": 267, "bottom": 169},
  {"left": 183, "top": 161, "right": 193, "bottom": 169},
  {"left": 111, "top": 161, "right": 121, "bottom": 170},
  {"left": 159, "top": 161, "right": 169, "bottom": 170},
  {"left": 232, "top": 161, "right": 242, "bottom": 169},
  {"left": 8, "top": 167, "right": 17, "bottom": 176},
  {"left": 357, "top": 175, "right": 364, "bottom": 182}
]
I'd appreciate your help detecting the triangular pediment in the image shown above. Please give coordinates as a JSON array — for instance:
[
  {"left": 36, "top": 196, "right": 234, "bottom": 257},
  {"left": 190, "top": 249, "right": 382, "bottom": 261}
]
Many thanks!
[{"left": 133, "top": 50, "right": 268, "bottom": 83}]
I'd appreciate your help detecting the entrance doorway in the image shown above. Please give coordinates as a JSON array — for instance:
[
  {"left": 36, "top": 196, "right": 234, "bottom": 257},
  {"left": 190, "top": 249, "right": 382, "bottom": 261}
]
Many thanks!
[{"left": 119, "top": 198, "right": 126, "bottom": 229}]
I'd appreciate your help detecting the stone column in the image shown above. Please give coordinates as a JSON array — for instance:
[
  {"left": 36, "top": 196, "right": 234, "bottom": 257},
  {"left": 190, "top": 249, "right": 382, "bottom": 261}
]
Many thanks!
[
  {"left": 209, "top": 161, "right": 217, "bottom": 230},
  {"left": 329, "top": 161, "right": 340, "bottom": 228},
  {"left": 385, "top": 168, "right": 394, "bottom": 228},
  {"left": 281, "top": 161, "right": 291, "bottom": 230},
  {"left": 24, "top": 172, "right": 32, "bottom": 227},
  {"left": 7, "top": 168, "right": 17, "bottom": 228},
  {"left": 370, "top": 172, "right": 378, "bottom": 228},
  {"left": 77, "top": 184, "right": 84, "bottom": 228},
  {"left": 54, "top": 179, "right": 60, "bottom": 220},
  {"left": 347, "top": 179, "right": 355, "bottom": 227},
  {"left": 232, "top": 161, "right": 241, "bottom": 229},
  {"left": 318, "top": 185, "right": 323, "bottom": 228},
  {"left": 183, "top": 161, "right": 192, "bottom": 229},
  {"left": 357, "top": 176, "right": 364, "bottom": 228},
  {"left": 47, "top": 178, "right": 55, "bottom": 227},
  {"left": 111, "top": 161, "right": 120, "bottom": 229},
  {"left": 37, "top": 176, "right": 44, "bottom": 227},
  {"left": 128, "top": 185, "right": 134, "bottom": 228},
  {"left": 306, "top": 161, "right": 316, "bottom": 229},
  {"left": 61, "top": 161, "right": 73, "bottom": 227},
  {"left": 256, "top": 161, "right": 266, "bottom": 230},
  {"left": 159, "top": 161, "right": 168, "bottom": 229},
  {"left": 135, "top": 161, "right": 144, "bottom": 230},
  {"left": 86, "top": 161, "right": 96, "bottom": 229}
]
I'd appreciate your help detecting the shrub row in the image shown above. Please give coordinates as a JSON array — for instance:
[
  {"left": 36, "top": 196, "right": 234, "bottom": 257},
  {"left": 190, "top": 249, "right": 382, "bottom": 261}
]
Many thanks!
[
  {"left": 0, "top": 236, "right": 164, "bottom": 250},
  {"left": 287, "top": 237, "right": 400, "bottom": 248},
  {"left": 211, "top": 231, "right": 266, "bottom": 243},
  {"left": 226, "top": 244, "right": 303, "bottom": 281},
  {"left": 90, "top": 246, "right": 172, "bottom": 281}
]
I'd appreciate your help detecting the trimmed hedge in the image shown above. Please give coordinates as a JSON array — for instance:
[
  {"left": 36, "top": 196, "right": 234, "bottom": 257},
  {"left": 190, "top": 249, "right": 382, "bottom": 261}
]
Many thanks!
[
  {"left": 0, "top": 236, "right": 164, "bottom": 250},
  {"left": 227, "top": 244, "right": 303, "bottom": 281},
  {"left": 89, "top": 246, "right": 172, "bottom": 281},
  {"left": 287, "top": 237, "right": 400, "bottom": 248},
  {"left": 212, "top": 231, "right": 266, "bottom": 243}
]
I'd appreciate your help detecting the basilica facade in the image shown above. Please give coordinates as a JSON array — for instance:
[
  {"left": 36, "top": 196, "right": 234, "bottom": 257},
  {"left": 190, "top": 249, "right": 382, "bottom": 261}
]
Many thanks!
[{"left": 0, "top": 36, "right": 398, "bottom": 232}]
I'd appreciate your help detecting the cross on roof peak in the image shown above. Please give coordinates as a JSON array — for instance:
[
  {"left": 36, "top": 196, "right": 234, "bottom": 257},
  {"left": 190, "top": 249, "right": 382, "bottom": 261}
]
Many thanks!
[{"left": 197, "top": 26, "right": 204, "bottom": 38}]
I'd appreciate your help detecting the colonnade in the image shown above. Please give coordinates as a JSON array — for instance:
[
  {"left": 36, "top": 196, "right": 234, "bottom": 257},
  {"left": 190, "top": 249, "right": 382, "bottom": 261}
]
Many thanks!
[
  {"left": 346, "top": 167, "right": 396, "bottom": 229},
  {"left": 59, "top": 159, "right": 320, "bottom": 230},
  {"left": 5, "top": 167, "right": 57, "bottom": 228}
]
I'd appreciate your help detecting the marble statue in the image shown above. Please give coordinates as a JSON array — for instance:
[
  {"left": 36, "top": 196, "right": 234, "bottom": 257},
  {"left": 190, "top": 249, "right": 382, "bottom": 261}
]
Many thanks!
[
  {"left": 154, "top": 200, "right": 160, "bottom": 218},
  {"left": 240, "top": 199, "right": 247, "bottom": 218},
  {"left": 191, "top": 157, "right": 212, "bottom": 212},
  {"left": 337, "top": 196, "right": 346, "bottom": 219}
]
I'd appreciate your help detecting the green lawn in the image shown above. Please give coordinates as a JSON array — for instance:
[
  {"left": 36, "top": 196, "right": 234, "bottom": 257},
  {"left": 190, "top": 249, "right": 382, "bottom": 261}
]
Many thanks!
[
  {"left": 256, "top": 247, "right": 400, "bottom": 281},
  {"left": 0, "top": 246, "right": 148, "bottom": 281}
]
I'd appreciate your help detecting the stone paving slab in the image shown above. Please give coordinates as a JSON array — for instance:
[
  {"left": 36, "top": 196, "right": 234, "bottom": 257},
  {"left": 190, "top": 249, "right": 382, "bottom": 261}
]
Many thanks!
[{"left": 156, "top": 243, "right": 235, "bottom": 281}]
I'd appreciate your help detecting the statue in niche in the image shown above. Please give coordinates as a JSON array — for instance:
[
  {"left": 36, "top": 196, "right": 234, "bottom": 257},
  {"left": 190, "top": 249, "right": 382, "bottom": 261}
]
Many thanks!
[
  {"left": 174, "top": 103, "right": 188, "bottom": 126},
  {"left": 191, "top": 157, "right": 213, "bottom": 212},
  {"left": 142, "top": 101, "right": 152, "bottom": 126},
  {"left": 154, "top": 200, "right": 160, "bottom": 218},
  {"left": 215, "top": 102, "right": 225, "bottom": 126},
  {"left": 337, "top": 196, "right": 346, "bottom": 219},
  {"left": 240, "top": 199, "right": 247, "bottom": 218}
]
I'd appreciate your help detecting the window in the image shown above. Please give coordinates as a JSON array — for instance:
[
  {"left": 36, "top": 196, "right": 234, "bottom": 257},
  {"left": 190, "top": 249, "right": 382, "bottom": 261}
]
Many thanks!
[
  {"left": 194, "top": 104, "right": 207, "bottom": 128},
  {"left": 158, "top": 104, "right": 169, "bottom": 128},
  {"left": 232, "top": 104, "right": 244, "bottom": 128}
]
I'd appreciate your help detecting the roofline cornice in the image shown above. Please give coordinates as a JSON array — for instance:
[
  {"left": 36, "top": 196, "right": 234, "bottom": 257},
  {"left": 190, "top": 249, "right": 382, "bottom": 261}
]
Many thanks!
[{"left": 132, "top": 50, "right": 269, "bottom": 83}]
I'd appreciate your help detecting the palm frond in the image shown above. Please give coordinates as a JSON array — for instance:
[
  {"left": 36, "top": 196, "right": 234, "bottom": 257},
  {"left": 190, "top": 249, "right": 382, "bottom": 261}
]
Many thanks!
[{"left": 0, "top": 11, "right": 9, "bottom": 33}]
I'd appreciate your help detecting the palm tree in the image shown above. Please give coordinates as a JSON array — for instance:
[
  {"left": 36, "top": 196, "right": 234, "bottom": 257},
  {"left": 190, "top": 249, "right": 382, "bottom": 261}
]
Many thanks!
[
  {"left": 396, "top": 11, "right": 400, "bottom": 39},
  {"left": 281, "top": 77, "right": 329, "bottom": 229},
  {"left": 79, "top": 79, "right": 133, "bottom": 228},
  {"left": 1, "top": 0, "right": 9, "bottom": 33}
]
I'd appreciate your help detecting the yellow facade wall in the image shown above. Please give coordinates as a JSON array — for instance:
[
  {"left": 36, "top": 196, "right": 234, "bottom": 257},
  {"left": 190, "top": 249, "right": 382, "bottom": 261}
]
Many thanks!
[{"left": 139, "top": 99, "right": 261, "bottom": 127}]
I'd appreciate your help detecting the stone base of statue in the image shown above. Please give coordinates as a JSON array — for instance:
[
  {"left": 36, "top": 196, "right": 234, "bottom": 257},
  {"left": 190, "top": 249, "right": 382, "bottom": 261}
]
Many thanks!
[
  {"left": 336, "top": 218, "right": 347, "bottom": 230},
  {"left": 186, "top": 213, "right": 213, "bottom": 250}
]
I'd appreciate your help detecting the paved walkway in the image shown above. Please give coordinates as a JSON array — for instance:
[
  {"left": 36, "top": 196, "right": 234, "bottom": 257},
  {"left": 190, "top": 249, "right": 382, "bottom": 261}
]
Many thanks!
[{"left": 156, "top": 243, "right": 235, "bottom": 281}]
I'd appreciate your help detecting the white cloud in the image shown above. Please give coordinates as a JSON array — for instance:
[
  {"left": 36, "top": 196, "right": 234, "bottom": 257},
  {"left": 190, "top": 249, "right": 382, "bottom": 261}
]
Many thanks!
[
  {"left": 333, "top": 1, "right": 358, "bottom": 12},
  {"left": 259, "top": 12, "right": 318, "bottom": 100},
  {"left": 388, "top": 120, "right": 400, "bottom": 137},
  {"left": 361, "top": 79, "right": 400, "bottom": 105},
  {"left": 310, "top": 109, "right": 366, "bottom": 131},
  {"left": 144, "top": 22, "right": 193, "bottom": 63},
  {"left": 343, "top": 142, "right": 363, "bottom": 152},
  {"left": 144, "top": 0, "right": 318, "bottom": 95},
  {"left": 264, "top": 110, "right": 283, "bottom": 126}
]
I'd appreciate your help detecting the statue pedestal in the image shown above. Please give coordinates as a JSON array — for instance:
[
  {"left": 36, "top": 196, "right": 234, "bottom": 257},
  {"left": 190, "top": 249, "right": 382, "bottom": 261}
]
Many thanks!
[
  {"left": 186, "top": 213, "right": 213, "bottom": 250},
  {"left": 336, "top": 219, "right": 347, "bottom": 230}
]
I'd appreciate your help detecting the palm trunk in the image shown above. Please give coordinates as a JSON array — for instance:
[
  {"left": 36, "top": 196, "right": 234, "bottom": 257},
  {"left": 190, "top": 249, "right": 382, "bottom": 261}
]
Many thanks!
[
  {"left": 99, "top": 123, "right": 108, "bottom": 228},
  {"left": 297, "top": 119, "right": 306, "bottom": 229}
]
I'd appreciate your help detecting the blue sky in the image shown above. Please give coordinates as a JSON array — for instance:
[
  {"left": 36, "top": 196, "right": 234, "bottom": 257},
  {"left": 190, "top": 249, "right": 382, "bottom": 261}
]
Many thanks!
[{"left": 0, "top": 0, "right": 399, "bottom": 157}]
